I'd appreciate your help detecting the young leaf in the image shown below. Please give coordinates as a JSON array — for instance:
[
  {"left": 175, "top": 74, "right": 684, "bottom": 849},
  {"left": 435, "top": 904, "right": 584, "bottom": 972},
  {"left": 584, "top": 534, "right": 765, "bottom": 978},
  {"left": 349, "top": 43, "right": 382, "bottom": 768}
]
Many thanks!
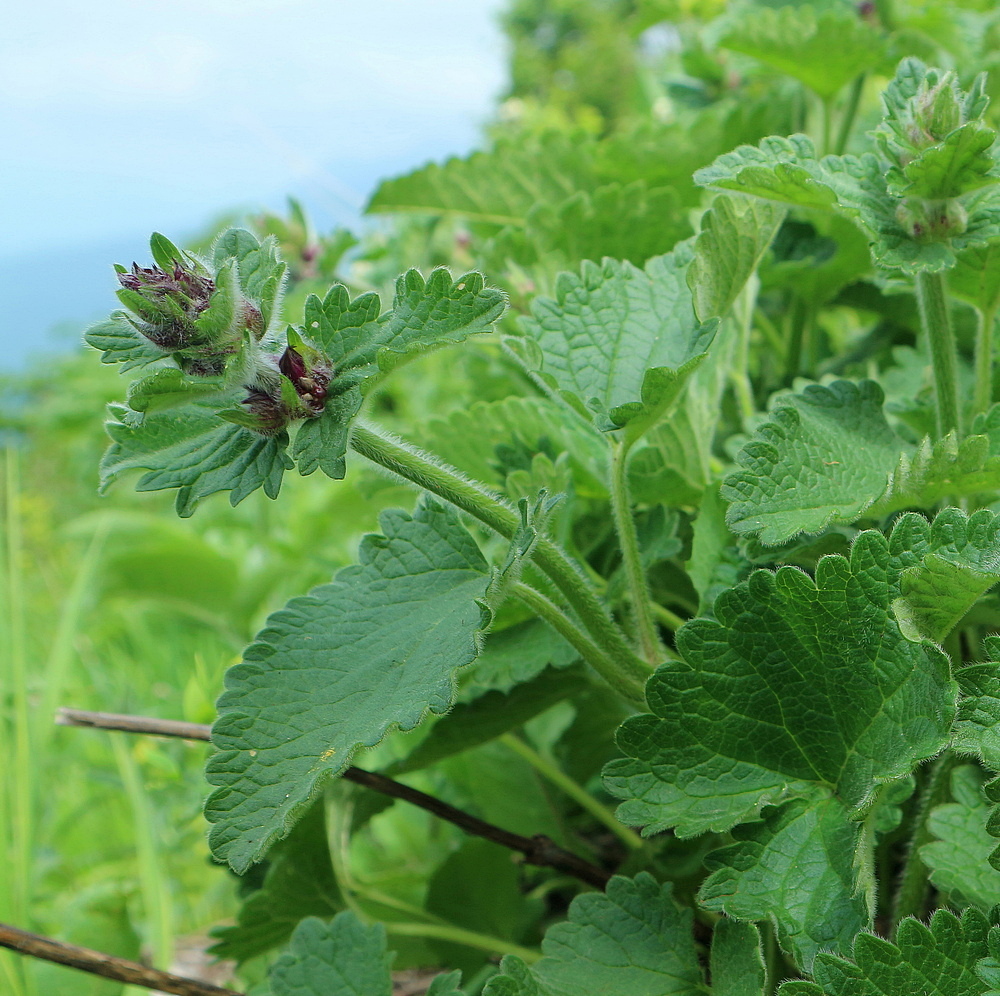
[
  {"left": 100, "top": 402, "right": 292, "bottom": 517},
  {"left": 921, "top": 765, "right": 1000, "bottom": 910},
  {"left": 688, "top": 193, "right": 786, "bottom": 322},
  {"left": 267, "top": 913, "right": 393, "bottom": 996},
  {"left": 125, "top": 368, "right": 227, "bottom": 414},
  {"left": 605, "top": 525, "right": 956, "bottom": 839},
  {"left": 483, "top": 874, "right": 707, "bottom": 996},
  {"left": 699, "top": 797, "right": 867, "bottom": 972},
  {"left": 719, "top": 4, "right": 885, "bottom": 101},
  {"left": 709, "top": 920, "right": 765, "bottom": 996},
  {"left": 84, "top": 313, "right": 164, "bottom": 370},
  {"left": 205, "top": 497, "right": 494, "bottom": 873},
  {"left": 778, "top": 908, "right": 993, "bottom": 996},
  {"left": 210, "top": 802, "right": 341, "bottom": 963},
  {"left": 514, "top": 246, "right": 719, "bottom": 439}
]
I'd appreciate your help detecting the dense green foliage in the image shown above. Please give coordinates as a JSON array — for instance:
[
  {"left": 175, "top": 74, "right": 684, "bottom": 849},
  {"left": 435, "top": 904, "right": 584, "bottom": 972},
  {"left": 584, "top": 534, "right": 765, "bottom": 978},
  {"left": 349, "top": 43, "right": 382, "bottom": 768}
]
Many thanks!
[{"left": 9, "top": 0, "right": 1000, "bottom": 993}]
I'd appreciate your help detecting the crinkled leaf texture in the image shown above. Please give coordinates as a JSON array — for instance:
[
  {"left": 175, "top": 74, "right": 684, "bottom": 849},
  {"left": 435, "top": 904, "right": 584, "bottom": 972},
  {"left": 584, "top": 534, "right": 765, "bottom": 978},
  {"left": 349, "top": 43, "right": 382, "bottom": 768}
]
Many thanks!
[
  {"left": 723, "top": 381, "right": 1000, "bottom": 546},
  {"left": 606, "top": 520, "right": 961, "bottom": 967},
  {"left": 954, "top": 635, "right": 1000, "bottom": 770},
  {"left": 709, "top": 919, "right": 765, "bottom": 996},
  {"left": 922, "top": 765, "right": 1000, "bottom": 910},
  {"left": 694, "top": 131, "right": 1000, "bottom": 274},
  {"left": 483, "top": 874, "right": 707, "bottom": 996},
  {"left": 266, "top": 914, "right": 393, "bottom": 996},
  {"left": 779, "top": 908, "right": 995, "bottom": 996},
  {"left": 205, "top": 497, "right": 494, "bottom": 873},
  {"left": 514, "top": 246, "right": 719, "bottom": 439},
  {"left": 85, "top": 313, "right": 164, "bottom": 370},
  {"left": 100, "top": 402, "right": 292, "bottom": 517},
  {"left": 291, "top": 268, "right": 504, "bottom": 479}
]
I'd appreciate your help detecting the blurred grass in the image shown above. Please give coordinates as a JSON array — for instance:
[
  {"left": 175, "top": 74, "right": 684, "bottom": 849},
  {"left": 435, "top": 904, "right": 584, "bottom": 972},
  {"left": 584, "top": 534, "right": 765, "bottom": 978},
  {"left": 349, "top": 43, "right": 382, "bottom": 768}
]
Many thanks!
[{"left": 0, "top": 347, "right": 427, "bottom": 992}]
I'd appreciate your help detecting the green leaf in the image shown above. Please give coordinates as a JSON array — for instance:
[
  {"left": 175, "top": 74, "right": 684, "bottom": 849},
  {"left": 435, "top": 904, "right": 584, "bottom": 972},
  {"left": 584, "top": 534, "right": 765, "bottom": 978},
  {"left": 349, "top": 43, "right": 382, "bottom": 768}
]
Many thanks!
[
  {"left": 84, "top": 313, "right": 163, "bottom": 370},
  {"left": 892, "top": 120, "right": 999, "bottom": 200},
  {"left": 125, "top": 368, "right": 227, "bottom": 413},
  {"left": 778, "top": 908, "right": 993, "bottom": 995},
  {"left": 886, "top": 508, "right": 1000, "bottom": 644},
  {"left": 483, "top": 874, "right": 707, "bottom": 996},
  {"left": 205, "top": 497, "right": 494, "bottom": 873},
  {"left": 366, "top": 133, "right": 597, "bottom": 228},
  {"left": 953, "top": 637, "right": 1000, "bottom": 769},
  {"left": 605, "top": 524, "right": 956, "bottom": 838},
  {"left": 462, "top": 618, "right": 580, "bottom": 696},
  {"left": 290, "top": 389, "right": 363, "bottom": 480},
  {"left": 515, "top": 246, "right": 719, "bottom": 439},
  {"left": 709, "top": 920, "right": 765, "bottom": 996},
  {"left": 688, "top": 194, "right": 785, "bottom": 322},
  {"left": 213, "top": 229, "right": 286, "bottom": 310},
  {"left": 699, "top": 797, "right": 867, "bottom": 972},
  {"left": 723, "top": 383, "right": 1000, "bottom": 545},
  {"left": 148, "top": 231, "right": 187, "bottom": 271},
  {"left": 425, "top": 972, "right": 464, "bottom": 996},
  {"left": 210, "top": 802, "right": 341, "bottom": 963},
  {"left": 722, "top": 381, "right": 903, "bottom": 545},
  {"left": 720, "top": 4, "right": 885, "bottom": 101},
  {"left": 386, "top": 665, "right": 587, "bottom": 776},
  {"left": 302, "top": 269, "right": 505, "bottom": 392},
  {"left": 950, "top": 238, "right": 1000, "bottom": 317},
  {"left": 922, "top": 765, "right": 1000, "bottom": 910},
  {"left": 100, "top": 402, "right": 291, "bottom": 517},
  {"left": 485, "top": 181, "right": 691, "bottom": 272},
  {"left": 267, "top": 914, "right": 392, "bottom": 996}
]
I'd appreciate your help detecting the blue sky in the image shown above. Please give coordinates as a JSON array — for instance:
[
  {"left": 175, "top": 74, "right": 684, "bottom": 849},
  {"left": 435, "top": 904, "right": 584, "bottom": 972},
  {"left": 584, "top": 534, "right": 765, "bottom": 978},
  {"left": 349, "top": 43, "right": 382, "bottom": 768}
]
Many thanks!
[{"left": 0, "top": 0, "right": 507, "bottom": 368}]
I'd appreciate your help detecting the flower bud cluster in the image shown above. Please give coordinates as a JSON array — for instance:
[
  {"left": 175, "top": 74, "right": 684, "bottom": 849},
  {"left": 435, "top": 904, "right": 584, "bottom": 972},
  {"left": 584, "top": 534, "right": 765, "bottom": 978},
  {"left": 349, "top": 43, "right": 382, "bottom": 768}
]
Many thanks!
[{"left": 116, "top": 261, "right": 215, "bottom": 351}]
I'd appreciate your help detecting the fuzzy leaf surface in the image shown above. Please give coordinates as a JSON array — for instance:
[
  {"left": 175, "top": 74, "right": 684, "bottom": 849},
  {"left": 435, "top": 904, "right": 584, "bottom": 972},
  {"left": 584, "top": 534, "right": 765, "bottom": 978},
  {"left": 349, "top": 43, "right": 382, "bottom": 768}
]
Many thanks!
[
  {"left": 954, "top": 651, "right": 1000, "bottom": 770},
  {"left": 205, "top": 498, "right": 493, "bottom": 873},
  {"left": 722, "top": 381, "right": 902, "bottom": 545},
  {"left": 778, "top": 908, "right": 993, "bottom": 995},
  {"left": 606, "top": 524, "right": 956, "bottom": 838},
  {"left": 267, "top": 914, "right": 392, "bottom": 996},
  {"left": 100, "top": 402, "right": 291, "bottom": 517},
  {"left": 688, "top": 194, "right": 785, "bottom": 322},
  {"left": 516, "top": 247, "right": 718, "bottom": 437},
  {"left": 709, "top": 920, "right": 765, "bottom": 996},
  {"left": 922, "top": 766, "right": 1000, "bottom": 910},
  {"left": 483, "top": 874, "right": 706, "bottom": 996},
  {"left": 84, "top": 313, "right": 164, "bottom": 370},
  {"left": 724, "top": 383, "right": 1000, "bottom": 545},
  {"left": 700, "top": 798, "right": 867, "bottom": 971}
]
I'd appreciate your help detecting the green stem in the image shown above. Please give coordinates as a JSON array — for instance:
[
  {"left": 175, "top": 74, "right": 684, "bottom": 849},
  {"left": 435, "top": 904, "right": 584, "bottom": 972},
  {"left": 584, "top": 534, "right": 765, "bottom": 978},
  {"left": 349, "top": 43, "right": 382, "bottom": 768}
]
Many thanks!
[
  {"left": 651, "top": 602, "right": 686, "bottom": 632},
  {"left": 916, "top": 271, "right": 960, "bottom": 438},
  {"left": 820, "top": 96, "right": 833, "bottom": 157},
  {"left": 385, "top": 922, "right": 540, "bottom": 963},
  {"left": 892, "top": 752, "right": 955, "bottom": 932},
  {"left": 834, "top": 74, "right": 866, "bottom": 155},
  {"left": 974, "top": 302, "right": 999, "bottom": 419},
  {"left": 610, "top": 441, "right": 664, "bottom": 666},
  {"left": 349, "top": 423, "right": 650, "bottom": 699},
  {"left": 510, "top": 582, "right": 642, "bottom": 702},
  {"left": 499, "top": 733, "right": 644, "bottom": 851}
]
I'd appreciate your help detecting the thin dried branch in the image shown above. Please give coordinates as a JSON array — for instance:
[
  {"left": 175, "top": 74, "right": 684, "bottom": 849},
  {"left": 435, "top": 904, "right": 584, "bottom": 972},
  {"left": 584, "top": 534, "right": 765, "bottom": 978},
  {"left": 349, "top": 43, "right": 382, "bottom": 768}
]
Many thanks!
[
  {"left": 0, "top": 921, "right": 241, "bottom": 996},
  {"left": 57, "top": 707, "right": 612, "bottom": 889}
]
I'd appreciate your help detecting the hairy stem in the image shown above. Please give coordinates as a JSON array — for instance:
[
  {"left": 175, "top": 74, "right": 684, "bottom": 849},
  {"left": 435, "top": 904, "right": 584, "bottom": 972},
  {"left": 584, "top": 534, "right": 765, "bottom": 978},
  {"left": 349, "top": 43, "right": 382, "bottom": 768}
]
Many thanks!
[
  {"left": 974, "top": 302, "right": 999, "bottom": 419},
  {"left": 511, "top": 582, "right": 646, "bottom": 702},
  {"left": 0, "top": 922, "right": 239, "bottom": 996},
  {"left": 500, "top": 733, "right": 643, "bottom": 851},
  {"left": 609, "top": 440, "right": 665, "bottom": 666},
  {"left": 916, "top": 271, "right": 960, "bottom": 438},
  {"left": 56, "top": 709, "right": 612, "bottom": 890},
  {"left": 349, "top": 422, "right": 650, "bottom": 697},
  {"left": 891, "top": 752, "right": 955, "bottom": 932}
]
